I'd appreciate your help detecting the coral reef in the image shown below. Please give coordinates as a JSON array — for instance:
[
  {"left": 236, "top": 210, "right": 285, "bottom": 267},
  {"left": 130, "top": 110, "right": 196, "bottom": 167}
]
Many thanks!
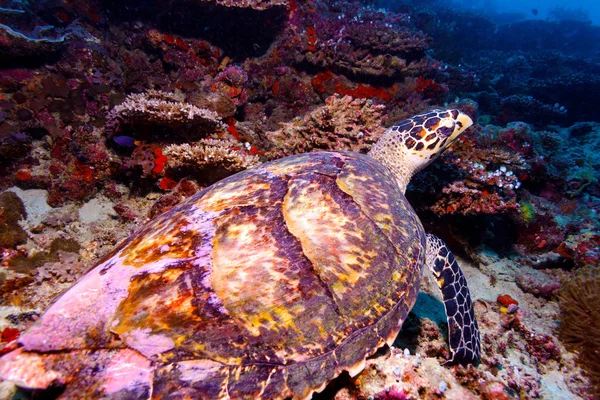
[
  {"left": 186, "top": 0, "right": 289, "bottom": 10},
  {"left": 0, "top": 23, "right": 66, "bottom": 57},
  {"left": 426, "top": 133, "right": 527, "bottom": 216},
  {"left": 0, "top": 4, "right": 69, "bottom": 59},
  {"left": 0, "top": 192, "right": 26, "bottom": 249},
  {"left": 283, "top": 0, "right": 432, "bottom": 79},
  {"left": 267, "top": 94, "right": 386, "bottom": 158},
  {"left": 0, "top": 0, "right": 599, "bottom": 397},
  {"left": 164, "top": 138, "right": 261, "bottom": 178},
  {"left": 106, "top": 90, "right": 227, "bottom": 139}
]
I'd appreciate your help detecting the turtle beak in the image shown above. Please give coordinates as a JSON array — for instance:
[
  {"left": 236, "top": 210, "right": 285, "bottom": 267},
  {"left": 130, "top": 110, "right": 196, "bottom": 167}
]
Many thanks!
[{"left": 449, "top": 110, "right": 473, "bottom": 142}]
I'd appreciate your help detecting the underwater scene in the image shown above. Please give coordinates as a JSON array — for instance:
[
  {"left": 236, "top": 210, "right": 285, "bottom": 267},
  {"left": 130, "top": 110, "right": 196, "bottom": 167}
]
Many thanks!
[{"left": 0, "top": 0, "right": 599, "bottom": 398}]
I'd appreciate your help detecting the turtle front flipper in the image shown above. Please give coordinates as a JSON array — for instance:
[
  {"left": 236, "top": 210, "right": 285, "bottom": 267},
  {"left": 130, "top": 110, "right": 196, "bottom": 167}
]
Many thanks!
[{"left": 425, "top": 233, "right": 480, "bottom": 365}]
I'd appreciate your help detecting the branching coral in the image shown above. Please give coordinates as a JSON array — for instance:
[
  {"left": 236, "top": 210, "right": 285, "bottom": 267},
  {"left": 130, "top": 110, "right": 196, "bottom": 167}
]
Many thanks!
[
  {"left": 431, "top": 181, "right": 519, "bottom": 215},
  {"left": 284, "top": 0, "right": 432, "bottom": 79},
  {"left": 266, "top": 94, "right": 386, "bottom": 158},
  {"left": 429, "top": 136, "right": 528, "bottom": 216},
  {"left": 106, "top": 90, "right": 227, "bottom": 138},
  {"left": 559, "top": 266, "right": 600, "bottom": 396},
  {"left": 164, "top": 138, "right": 261, "bottom": 175},
  {"left": 184, "top": 0, "right": 288, "bottom": 10}
]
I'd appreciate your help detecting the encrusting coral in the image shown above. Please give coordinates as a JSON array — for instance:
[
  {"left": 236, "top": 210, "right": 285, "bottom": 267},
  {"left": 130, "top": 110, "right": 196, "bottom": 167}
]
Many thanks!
[
  {"left": 0, "top": 192, "right": 27, "bottom": 249},
  {"left": 559, "top": 265, "right": 600, "bottom": 396},
  {"left": 266, "top": 94, "right": 386, "bottom": 158},
  {"left": 106, "top": 90, "right": 227, "bottom": 138}
]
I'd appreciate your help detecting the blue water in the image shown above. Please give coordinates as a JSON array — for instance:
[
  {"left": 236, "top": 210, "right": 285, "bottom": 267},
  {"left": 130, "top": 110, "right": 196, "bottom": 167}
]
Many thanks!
[{"left": 455, "top": 0, "right": 599, "bottom": 25}]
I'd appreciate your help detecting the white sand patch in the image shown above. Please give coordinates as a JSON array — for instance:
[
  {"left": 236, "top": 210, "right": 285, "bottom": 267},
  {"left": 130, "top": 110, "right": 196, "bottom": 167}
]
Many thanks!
[
  {"left": 78, "top": 197, "right": 116, "bottom": 224},
  {"left": 3, "top": 187, "right": 52, "bottom": 226}
]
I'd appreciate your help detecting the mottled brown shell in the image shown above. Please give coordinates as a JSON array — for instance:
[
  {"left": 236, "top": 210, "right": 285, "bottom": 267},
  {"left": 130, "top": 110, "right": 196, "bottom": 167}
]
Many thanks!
[{"left": 8, "top": 151, "right": 426, "bottom": 399}]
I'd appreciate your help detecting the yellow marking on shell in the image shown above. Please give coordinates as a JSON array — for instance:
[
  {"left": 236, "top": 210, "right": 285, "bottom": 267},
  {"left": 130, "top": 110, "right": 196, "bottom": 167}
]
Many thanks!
[
  {"left": 211, "top": 212, "right": 305, "bottom": 337},
  {"left": 347, "top": 358, "right": 367, "bottom": 377},
  {"left": 111, "top": 267, "right": 200, "bottom": 357},
  {"left": 260, "top": 154, "right": 326, "bottom": 176},
  {"left": 197, "top": 179, "right": 272, "bottom": 212},
  {"left": 283, "top": 182, "right": 370, "bottom": 297},
  {"left": 119, "top": 213, "right": 199, "bottom": 267},
  {"left": 336, "top": 172, "right": 396, "bottom": 233}
]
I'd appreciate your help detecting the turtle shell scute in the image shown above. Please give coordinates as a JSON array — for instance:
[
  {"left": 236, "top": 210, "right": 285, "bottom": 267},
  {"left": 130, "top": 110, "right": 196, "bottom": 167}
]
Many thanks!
[{"left": 11, "top": 151, "right": 426, "bottom": 400}]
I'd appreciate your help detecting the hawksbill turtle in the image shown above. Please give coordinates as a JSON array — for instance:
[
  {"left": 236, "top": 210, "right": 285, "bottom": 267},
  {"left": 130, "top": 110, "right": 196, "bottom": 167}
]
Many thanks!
[{"left": 0, "top": 109, "right": 480, "bottom": 399}]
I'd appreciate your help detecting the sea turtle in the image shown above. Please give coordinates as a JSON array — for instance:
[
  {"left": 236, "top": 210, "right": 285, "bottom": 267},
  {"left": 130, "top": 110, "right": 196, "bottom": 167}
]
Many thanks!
[{"left": 0, "top": 109, "right": 480, "bottom": 399}]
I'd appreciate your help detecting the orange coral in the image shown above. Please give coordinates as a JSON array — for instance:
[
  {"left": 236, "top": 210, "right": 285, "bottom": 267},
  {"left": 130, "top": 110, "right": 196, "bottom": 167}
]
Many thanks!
[
  {"left": 310, "top": 70, "right": 397, "bottom": 101},
  {"left": 226, "top": 117, "right": 240, "bottom": 141},
  {"left": 414, "top": 76, "right": 446, "bottom": 97},
  {"left": 306, "top": 25, "right": 317, "bottom": 52},
  {"left": 334, "top": 82, "right": 397, "bottom": 102},
  {"left": 163, "top": 34, "right": 175, "bottom": 45},
  {"left": 311, "top": 70, "right": 333, "bottom": 94}
]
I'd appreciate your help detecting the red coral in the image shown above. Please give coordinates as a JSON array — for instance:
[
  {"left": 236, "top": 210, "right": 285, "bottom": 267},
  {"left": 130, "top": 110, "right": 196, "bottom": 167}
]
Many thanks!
[
  {"left": 174, "top": 37, "right": 189, "bottom": 51},
  {"left": 0, "top": 327, "right": 19, "bottom": 343},
  {"left": 306, "top": 25, "right": 318, "bottom": 52},
  {"left": 334, "top": 82, "right": 397, "bottom": 102},
  {"left": 497, "top": 294, "right": 518, "bottom": 307},
  {"left": 15, "top": 170, "right": 32, "bottom": 182},
  {"left": 311, "top": 70, "right": 334, "bottom": 94},
  {"left": 113, "top": 203, "right": 138, "bottom": 221},
  {"left": 310, "top": 70, "right": 397, "bottom": 101},
  {"left": 159, "top": 176, "right": 177, "bottom": 191},
  {"left": 164, "top": 34, "right": 175, "bottom": 45},
  {"left": 152, "top": 148, "right": 167, "bottom": 176},
  {"left": 226, "top": 117, "right": 241, "bottom": 141},
  {"left": 212, "top": 66, "right": 248, "bottom": 106},
  {"left": 414, "top": 76, "right": 448, "bottom": 100}
]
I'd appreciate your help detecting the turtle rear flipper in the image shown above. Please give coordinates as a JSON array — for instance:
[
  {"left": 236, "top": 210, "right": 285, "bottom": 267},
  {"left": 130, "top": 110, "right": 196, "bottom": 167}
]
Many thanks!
[{"left": 425, "top": 234, "right": 480, "bottom": 365}]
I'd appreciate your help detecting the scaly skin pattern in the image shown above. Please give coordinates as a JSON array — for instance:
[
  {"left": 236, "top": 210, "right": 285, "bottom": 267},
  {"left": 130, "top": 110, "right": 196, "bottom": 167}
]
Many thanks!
[
  {"left": 0, "top": 151, "right": 426, "bottom": 400},
  {"left": 368, "top": 109, "right": 472, "bottom": 193},
  {"left": 425, "top": 234, "right": 481, "bottom": 365}
]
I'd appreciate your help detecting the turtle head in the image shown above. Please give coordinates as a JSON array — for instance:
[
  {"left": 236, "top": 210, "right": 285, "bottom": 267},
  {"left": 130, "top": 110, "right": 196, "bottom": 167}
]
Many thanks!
[{"left": 368, "top": 109, "right": 473, "bottom": 193}]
